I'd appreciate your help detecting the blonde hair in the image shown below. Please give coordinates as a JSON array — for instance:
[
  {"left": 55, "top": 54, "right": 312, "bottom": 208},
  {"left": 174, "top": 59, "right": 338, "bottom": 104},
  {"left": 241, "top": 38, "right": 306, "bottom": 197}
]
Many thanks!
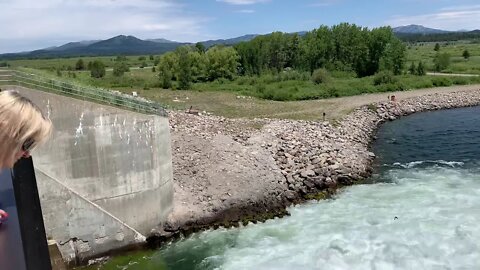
[{"left": 0, "top": 90, "right": 52, "bottom": 168}]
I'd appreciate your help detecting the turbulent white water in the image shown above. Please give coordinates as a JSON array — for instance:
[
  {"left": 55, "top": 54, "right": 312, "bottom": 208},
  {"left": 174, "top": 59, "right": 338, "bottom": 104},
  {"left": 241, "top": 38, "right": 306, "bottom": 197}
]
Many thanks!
[
  {"left": 99, "top": 107, "right": 480, "bottom": 270},
  {"left": 173, "top": 162, "right": 480, "bottom": 270}
]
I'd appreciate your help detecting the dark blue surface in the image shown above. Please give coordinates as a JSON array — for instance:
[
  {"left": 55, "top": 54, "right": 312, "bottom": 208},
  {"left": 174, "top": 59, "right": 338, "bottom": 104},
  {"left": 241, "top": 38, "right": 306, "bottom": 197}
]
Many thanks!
[
  {"left": 0, "top": 169, "right": 27, "bottom": 270},
  {"left": 372, "top": 106, "right": 480, "bottom": 169}
]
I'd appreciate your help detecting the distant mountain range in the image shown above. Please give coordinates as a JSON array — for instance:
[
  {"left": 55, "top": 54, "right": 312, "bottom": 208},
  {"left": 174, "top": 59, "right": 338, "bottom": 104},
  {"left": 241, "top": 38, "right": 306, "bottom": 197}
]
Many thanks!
[
  {"left": 393, "top": 24, "right": 480, "bottom": 42},
  {"left": 392, "top": 24, "right": 452, "bottom": 34},
  {"left": 1, "top": 25, "right": 479, "bottom": 60},
  {"left": 0, "top": 34, "right": 258, "bottom": 60}
]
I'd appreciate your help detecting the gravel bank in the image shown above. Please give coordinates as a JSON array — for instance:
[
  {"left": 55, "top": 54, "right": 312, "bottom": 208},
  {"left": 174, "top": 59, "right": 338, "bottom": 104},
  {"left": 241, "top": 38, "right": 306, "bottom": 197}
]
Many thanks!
[{"left": 149, "top": 88, "right": 480, "bottom": 244}]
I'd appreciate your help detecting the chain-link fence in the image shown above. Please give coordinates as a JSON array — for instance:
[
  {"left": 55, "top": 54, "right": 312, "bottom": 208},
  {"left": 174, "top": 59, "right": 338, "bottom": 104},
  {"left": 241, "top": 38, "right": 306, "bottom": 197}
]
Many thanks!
[{"left": 0, "top": 68, "right": 167, "bottom": 117}]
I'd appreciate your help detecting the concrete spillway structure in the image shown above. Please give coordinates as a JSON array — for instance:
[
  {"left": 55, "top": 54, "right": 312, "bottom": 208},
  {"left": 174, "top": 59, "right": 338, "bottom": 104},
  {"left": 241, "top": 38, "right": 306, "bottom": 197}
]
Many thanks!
[{"left": 9, "top": 86, "right": 173, "bottom": 263}]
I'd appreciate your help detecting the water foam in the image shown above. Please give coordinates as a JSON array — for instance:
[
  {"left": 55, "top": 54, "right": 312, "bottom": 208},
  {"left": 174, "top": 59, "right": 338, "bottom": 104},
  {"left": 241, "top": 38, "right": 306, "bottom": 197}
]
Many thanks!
[{"left": 185, "top": 166, "right": 480, "bottom": 270}]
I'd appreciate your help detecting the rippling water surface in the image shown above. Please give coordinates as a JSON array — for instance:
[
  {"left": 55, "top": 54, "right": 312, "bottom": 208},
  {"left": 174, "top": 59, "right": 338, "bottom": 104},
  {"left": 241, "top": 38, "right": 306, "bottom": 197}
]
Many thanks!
[{"left": 90, "top": 106, "right": 480, "bottom": 270}]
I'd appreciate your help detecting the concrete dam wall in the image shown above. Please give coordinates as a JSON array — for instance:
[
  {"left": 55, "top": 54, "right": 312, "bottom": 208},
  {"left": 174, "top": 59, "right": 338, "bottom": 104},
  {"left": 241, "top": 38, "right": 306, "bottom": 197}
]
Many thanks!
[{"left": 9, "top": 86, "right": 173, "bottom": 262}]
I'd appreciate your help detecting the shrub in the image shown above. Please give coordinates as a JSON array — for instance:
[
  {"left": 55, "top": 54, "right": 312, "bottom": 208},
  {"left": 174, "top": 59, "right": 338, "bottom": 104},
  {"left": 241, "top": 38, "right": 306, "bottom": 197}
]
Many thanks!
[
  {"left": 311, "top": 68, "right": 331, "bottom": 84},
  {"left": 330, "top": 70, "right": 356, "bottom": 79},
  {"left": 75, "top": 59, "right": 85, "bottom": 70},
  {"left": 259, "top": 88, "right": 293, "bottom": 101},
  {"left": 431, "top": 77, "right": 452, "bottom": 87},
  {"left": 377, "top": 82, "right": 406, "bottom": 92},
  {"left": 90, "top": 60, "right": 106, "bottom": 78},
  {"left": 326, "top": 86, "right": 339, "bottom": 97},
  {"left": 452, "top": 77, "right": 468, "bottom": 85},
  {"left": 113, "top": 62, "right": 130, "bottom": 77},
  {"left": 433, "top": 53, "right": 451, "bottom": 72},
  {"left": 159, "top": 69, "right": 172, "bottom": 89},
  {"left": 408, "top": 62, "right": 416, "bottom": 75},
  {"left": 416, "top": 61, "right": 426, "bottom": 76},
  {"left": 373, "top": 71, "right": 396, "bottom": 85},
  {"left": 236, "top": 76, "right": 249, "bottom": 85},
  {"left": 255, "top": 83, "right": 266, "bottom": 94},
  {"left": 260, "top": 74, "right": 279, "bottom": 84}
]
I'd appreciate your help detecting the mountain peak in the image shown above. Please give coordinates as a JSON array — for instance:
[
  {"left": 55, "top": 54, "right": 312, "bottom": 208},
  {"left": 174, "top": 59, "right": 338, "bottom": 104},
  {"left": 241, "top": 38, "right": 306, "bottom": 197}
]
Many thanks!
[
  {"left": 109, "top": 35, "right": 141, "bottom": 41},
  {"left": 393, "top": 24, "right": 450, "bottom": 34}
]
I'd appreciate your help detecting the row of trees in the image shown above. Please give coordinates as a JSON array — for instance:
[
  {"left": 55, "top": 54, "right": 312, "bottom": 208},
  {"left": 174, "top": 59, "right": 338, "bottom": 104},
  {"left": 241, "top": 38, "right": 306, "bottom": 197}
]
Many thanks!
[
  {"left": 154, "top": 23, "right": 407, "bottom": 89},
  {"left": 434, "top": 43, "right": 471, "bottom": 60},
  {"left": 74, "top": 56, "right": 131, "bottom": 78},
  {"left": 234, "top": 23, "right": 406, "bottom": 77},
  {"left": 158, "top": 45, "right": 239, "bottom": 89},
  {"left": 397, "top": 31, "right": 480, "bottom": 43},
  {"left": 80, "top": 24, "right": 408, "bottom": 86}
]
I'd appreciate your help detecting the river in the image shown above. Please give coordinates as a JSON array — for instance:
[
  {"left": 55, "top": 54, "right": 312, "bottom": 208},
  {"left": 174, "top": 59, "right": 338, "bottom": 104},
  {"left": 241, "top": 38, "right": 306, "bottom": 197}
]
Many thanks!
[{"left": 87, "top": 106, "right": 480, "bottom": 270}]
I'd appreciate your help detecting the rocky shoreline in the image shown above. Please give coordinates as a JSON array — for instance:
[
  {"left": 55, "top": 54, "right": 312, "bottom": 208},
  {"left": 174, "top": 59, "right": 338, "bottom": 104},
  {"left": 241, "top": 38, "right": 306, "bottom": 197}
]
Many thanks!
[{"left": 148, "top": 88, "right": 480, "bottom": 246}]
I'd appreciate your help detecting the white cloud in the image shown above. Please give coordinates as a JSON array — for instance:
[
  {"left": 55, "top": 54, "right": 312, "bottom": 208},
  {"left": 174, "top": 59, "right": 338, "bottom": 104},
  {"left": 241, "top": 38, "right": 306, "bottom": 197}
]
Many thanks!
[
  {"left": 0, "top": 0, "right": 212, "bottom": 53},
  {"left": 237, "top": 9, "right": 255, "bottom": 13},
  {"left": 216, "top": 0, "right": 270, "bottom": 5},
  {"left": 387, "top": 5, "right": 480, "bottom": 31}
]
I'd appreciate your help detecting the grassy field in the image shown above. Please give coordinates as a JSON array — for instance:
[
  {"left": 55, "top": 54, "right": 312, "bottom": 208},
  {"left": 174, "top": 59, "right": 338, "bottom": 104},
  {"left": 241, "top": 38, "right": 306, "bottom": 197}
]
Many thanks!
[
  {"left": 6, "top": 55, "right": 158, "bottom": 70},
  {"left": 4, "top": 41, "right": 480, "bottom": 119},
  {"left": 406, "top": 41, "right": 480, "bottom": 74}
]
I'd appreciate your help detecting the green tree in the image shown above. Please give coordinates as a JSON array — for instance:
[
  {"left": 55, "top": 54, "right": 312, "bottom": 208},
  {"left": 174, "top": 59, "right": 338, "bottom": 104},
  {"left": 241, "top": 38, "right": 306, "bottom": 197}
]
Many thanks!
[
  {"left": 206, "top": 46, "right": 240, "bottom": 80},
  {"left": 113, "top": 61, "right": 129, "bottom": 77},
  {"left": 331, "top": 23, "right": 366, "bottom": 72},
  {"left": 265, "top": 32, "right": 290, "bottom": 72},
  {"left": 138, "top": 56, "right": 146, "bottom": 61},
  {"left": 176, "top": 46, "right": 192, "bottom": 89},
  {"left": 189, "top": 50, "right": 207, "bottom": 82},
  {"left": 90, "top": 60, "right": 106, "bottom": 78},
  {"left": 366, "top": 26, "right": 395, "bottom": 76},
  {"left": 75, "top": 59, "right": 85, "bottom": 70},
  {"left": 235, "top": 41, "right": 261, "bottom": 75},
  {"left": 154, "top": 58, "right": 160, "bottom": 66},
  {"left": 149, "top": 55, "right": 154, "bottom": 60},
  {"left": 462, "top": 49, "right": 470, "bottom": 60},
  {"left": 195, "top": 42, "right": 206, "bottom": 53},
  {"left": 434, "top": 43, "right": 440, "bottom": 51},
  {"left": 433, "top": 53, "right": 450, "bottom": 72},
  {"left": 379, "top": 38, "right": 406, "bottom": 75},
  {"left": 158, "top": 67, "right": 172, "bottom": 89},
  {"left": 416, "top": 61, "right": 426, "bottom": 76},
  {"left": 285, "top": 33, "right": 300, "bottom": 68},
  {"left": 157, "top": 51, "right": 178, "bottom": 88},
  {"left": 298, "top": 25, "right": 332, "bottom": 73},
  {"left": 408, "top": 62, "right": 416, "bottom": 75}
]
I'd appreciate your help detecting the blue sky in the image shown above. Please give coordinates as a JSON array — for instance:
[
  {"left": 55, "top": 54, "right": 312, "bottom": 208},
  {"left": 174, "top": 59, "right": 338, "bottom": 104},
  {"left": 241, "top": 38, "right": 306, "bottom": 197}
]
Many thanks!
[{"left": 1, "top": 0, "right": 479, "bottom": 53}]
